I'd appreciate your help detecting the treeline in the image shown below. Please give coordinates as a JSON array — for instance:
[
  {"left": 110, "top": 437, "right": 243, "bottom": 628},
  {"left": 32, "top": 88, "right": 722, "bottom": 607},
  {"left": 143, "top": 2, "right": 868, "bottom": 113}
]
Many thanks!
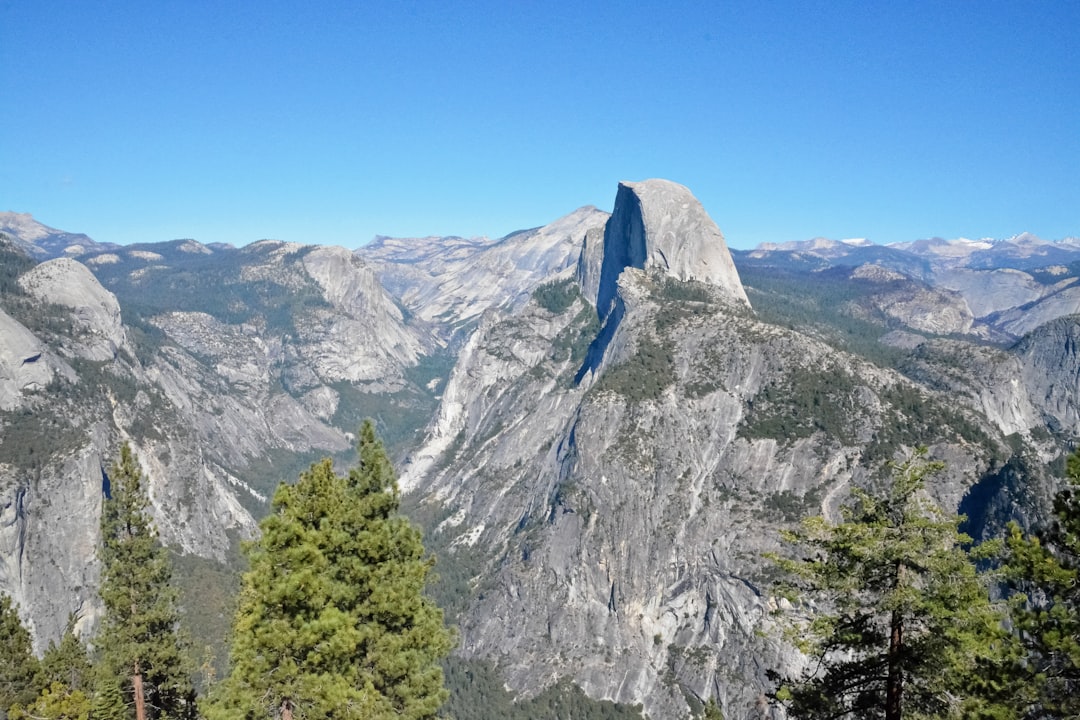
[
  {"left": 0, "top": 421, "right": 453, "bottom": 720},
  {"left": 767, "top": 448, "right": 1080, "bottom": 720},
  {"left": 4, "top": 425, "right": 1080, "bottom": 719}
]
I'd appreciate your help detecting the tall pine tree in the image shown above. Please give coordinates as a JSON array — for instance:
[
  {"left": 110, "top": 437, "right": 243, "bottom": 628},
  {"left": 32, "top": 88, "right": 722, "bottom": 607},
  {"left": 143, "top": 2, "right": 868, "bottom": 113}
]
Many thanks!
[
  {"left": 768, "top": 450, "right": 1010, "bottom": 720},
  {"left": 97, "top": 443, "right": 193, "bottom": 720},
  {"left": 40, "top": 616, "right": 93, "bottom": 694},
  {"left": 1001, "top": 448, "right": 1080, "bottom": 717},
  {"left": 206, "top": 421, "right": 453, "bottom": 720},
  {"left": 0, "top": 594, "right": 41, "bottom": 719}
]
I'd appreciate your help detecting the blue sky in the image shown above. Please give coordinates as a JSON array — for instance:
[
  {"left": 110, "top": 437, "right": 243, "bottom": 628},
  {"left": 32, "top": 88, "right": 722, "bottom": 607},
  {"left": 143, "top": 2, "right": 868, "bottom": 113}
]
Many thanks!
[{"left": 1, "top": 1, "right": 1077, "bottom": 249}]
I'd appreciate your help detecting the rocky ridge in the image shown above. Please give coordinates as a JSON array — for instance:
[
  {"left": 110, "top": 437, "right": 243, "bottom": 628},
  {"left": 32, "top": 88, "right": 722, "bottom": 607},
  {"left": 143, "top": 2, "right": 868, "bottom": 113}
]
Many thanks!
[
  {"left": 360, "top": 206, "right": 610, "bottom": 343},
  {"left": 2, "top": 184, "right": 1080, "bottom": 718},
  {"left": 397, "top": 181, "right": 1063, "bottom": 718}
]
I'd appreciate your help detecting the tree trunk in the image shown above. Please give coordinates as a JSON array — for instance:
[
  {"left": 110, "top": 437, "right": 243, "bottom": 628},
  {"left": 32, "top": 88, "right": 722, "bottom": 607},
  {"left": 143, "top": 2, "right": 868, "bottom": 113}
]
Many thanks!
[
  {"left": 133, "top": 665, "right": 146, "bottom": 720},
  {"left": 281, "top": 697, "right": 294, "bottom": 720},
  {"left": 887, "top": 608, "right": 903, "bottom": 720}
]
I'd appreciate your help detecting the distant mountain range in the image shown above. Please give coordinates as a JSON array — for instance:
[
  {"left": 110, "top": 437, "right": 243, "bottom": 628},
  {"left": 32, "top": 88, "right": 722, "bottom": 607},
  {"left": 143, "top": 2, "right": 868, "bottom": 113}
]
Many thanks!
[{"left": 2, "top": 195, "right": 1078, "bottom": 719}]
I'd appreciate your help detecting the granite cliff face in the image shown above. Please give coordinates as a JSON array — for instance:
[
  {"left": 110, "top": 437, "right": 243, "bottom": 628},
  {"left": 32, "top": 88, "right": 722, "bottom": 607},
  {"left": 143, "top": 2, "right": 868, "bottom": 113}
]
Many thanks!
[
  {"left": 0, "top": 246, "right": 258, "bottom": 648},
  {"left": 361, "top": 206, "right": 610, "bottom": 343},
  {"left": 399, "top": 182, "right": 1034, "bottom": 718},
  {"left": 3, "top": 183, "right": 1080, "bottom": 718},
  {"left": 592, "top": 179, "right": 749, "bottom": 321},
  {"left": 0, "top": 237, "right": 437, "bottom": 650}
]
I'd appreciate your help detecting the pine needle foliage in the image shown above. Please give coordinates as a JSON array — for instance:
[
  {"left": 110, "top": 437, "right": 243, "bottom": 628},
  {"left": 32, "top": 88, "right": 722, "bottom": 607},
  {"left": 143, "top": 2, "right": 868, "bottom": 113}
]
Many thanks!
[
  {"left": 0, "top": 594, "right": 41, "bottom": 719},
  {"left": 8, "top": 682, "right": 91, "bottom": 720},
  {"left": 205, "top": 420, "right": 453, "bottom": 720},
  {"left": 767, "top": 449, "right": 1010, "bottom": 720},
  {"left": 97, "top": 443, "right": 194, "bottom": 720},
  {"left": 1001, "top": 448, "right": 1080, "bottom": 717},
  {"left": 40, "top": 617, "right": 93, "bottom": 694},
  {"left": 92, "top": 674, "right": 128, "bottom": 720}
]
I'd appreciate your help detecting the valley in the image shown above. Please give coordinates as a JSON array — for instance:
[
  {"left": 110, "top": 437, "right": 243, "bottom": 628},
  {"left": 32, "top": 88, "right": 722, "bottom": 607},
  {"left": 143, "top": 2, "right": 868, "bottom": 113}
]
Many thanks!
[{"left": 2, "top": 181, "right": 1079, "bottom": 719}]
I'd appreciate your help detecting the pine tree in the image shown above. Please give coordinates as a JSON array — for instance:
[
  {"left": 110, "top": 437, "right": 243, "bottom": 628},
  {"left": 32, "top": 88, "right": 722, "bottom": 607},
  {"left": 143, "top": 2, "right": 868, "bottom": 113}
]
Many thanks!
[
  {"left": 97, "top": 443, "right": 194, "bottom": 720},
  {"left": 92, "top": 673, "right": 128, "bottom": 720},
  {"left": 8, "top": 682, "right": 91, "bottom": 720},
  {"left": 206, "top": 420, "right": 454, "bottom": 720},
  {"left": 0, "top": 594, "right": 41, "bottom": 719},
  {"left": 40, "top": 616, "right": 92, "bottom": 694},
  {"left": 1001, "top": 448, "right": 1080, "bottom": 717},
  {"left": 768, "top": 450, "right": 1010, "bottom": 720},
  {"left": 8, "top": 616, "right": 96, "bottom": 720}
]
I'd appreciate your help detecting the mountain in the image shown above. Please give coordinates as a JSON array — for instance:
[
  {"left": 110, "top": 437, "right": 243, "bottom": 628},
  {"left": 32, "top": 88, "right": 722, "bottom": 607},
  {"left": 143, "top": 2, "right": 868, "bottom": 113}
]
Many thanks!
[
  {"left": 2, "top": 188, "right": 1079, "bottom": 718},
  {"left": 735, "top": 232, "right": 1080, "bottom": 344},
  {"left": 359, "top": 205, "right": 610, "bottom": 344},
  {"left": 393, "top": 180, "right": 1065, "bottom": 718},
  {"left": 0, "top": 212, "right": 119, "bottom": 260}
]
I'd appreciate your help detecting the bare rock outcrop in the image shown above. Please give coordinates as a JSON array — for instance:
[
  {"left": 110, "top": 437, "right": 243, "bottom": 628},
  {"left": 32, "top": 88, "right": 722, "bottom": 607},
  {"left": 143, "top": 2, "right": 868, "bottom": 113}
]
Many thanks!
[
  {"left": 299, "top": 245, "right": 426, "bottom": 382},
  {"left": 361, "top": 206, "right": 610, "bottom": 341},
  {"left": 18, "top": 258, "right": 129, "bottom": 361},
  {"left": 0, "top": 310, "right": 54, "bottom": 410},
  {"left": 593, "top": 180, "right": 749, "bottom": 320}
]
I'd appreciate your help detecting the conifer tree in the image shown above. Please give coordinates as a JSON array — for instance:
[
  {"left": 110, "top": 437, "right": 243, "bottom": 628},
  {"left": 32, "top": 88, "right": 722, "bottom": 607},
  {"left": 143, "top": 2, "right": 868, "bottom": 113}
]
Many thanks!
[
  {"left": 0, "top": 594, "right": 41, "bottom": 719},
  {"left": 97, "top": 443, "right": 194, "bottom": 720},
  {"left": 8, "top": 682, "right": 91, "bottom": 720},
  {"left": 40, "top": 617, "right": 92, "bottom": 694},
  {"left": 8, "top": 616, "right": 96, "bottom": 720},
  {"left": 92, "top": 674, "right": 128, "bottom": 720},
  {"left": 206, "top": 420, "right": 453, "bottom": 720},
  {"left": 768, "top": 450, "right": 1009, "bottom": 720},
  {"left": 1001, "top": 448, "right": 1080, "bottom": 717}
]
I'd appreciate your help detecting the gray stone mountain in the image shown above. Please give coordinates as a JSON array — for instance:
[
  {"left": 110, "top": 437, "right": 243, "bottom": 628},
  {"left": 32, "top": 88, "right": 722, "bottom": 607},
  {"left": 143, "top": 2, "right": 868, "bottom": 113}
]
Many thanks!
[
  {"left": 738, "top": 232, "right": 1080, "bottom": 343},
  {"left": 0, "top": 212, "right": 119, "bottom": 260},
  {"left": 0, "top": 235, "right": 440, "bottom": 651},
  {"left": 395, "top": 181, "right": 1067, "bottom": 718},
  {"left": 359, "top": 205, "right": 610, "bottom": 344},
  {"left": 2, "top": 182, "right": 1080, "bottom": 719}
]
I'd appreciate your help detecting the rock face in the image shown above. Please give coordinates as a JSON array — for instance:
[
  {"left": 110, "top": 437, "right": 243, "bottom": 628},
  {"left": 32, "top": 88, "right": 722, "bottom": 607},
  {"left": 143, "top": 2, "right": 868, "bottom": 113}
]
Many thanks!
[
  {"left": 850, "top": 264, "right": 976, "bottom": 336},
  {"left": 593, "top": 180, "right": 749, "bottom": 320},
  {"left": 297, "top": 245, "right": 426, "bottom": 383},
  {"left": 5, "top": 184, "right": 1080, "bottom": 717},
  {"left": 397, "top": 181, "right": 1035, "bottom": 719},
  {"left": 402, "top": 268, "right": 1009, "bottom": 719},
  {"left": 19, "top": 258, "right": 130, "bottom": 361},
  {"left": 1017, "top": 317, "right": 1080, "bottom": 434},
  {"left": 361, "top": 206, "right": 610, "bottom": 343},
  {"left": 0, "top": 238, "right": 438, "bottom": 651},
  {"left": 0, "top": 310, "right": 54, "bottom": 410}
]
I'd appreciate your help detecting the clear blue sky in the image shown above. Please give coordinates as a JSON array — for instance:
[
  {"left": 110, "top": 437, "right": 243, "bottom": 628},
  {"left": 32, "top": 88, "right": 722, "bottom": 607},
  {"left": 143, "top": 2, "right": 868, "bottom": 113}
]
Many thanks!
[{"left": 2, "top": 1, "right": 1077, "bottom": 249}]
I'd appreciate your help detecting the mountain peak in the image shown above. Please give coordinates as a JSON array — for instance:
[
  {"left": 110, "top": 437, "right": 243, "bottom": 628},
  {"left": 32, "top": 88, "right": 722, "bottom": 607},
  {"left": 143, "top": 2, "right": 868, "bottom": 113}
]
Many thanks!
[
  {"left": 593, "top": 179, "right": 748, "bottom": 319},
  {"left": 0, "top": 211, "right": 115, "bottom": 259}
]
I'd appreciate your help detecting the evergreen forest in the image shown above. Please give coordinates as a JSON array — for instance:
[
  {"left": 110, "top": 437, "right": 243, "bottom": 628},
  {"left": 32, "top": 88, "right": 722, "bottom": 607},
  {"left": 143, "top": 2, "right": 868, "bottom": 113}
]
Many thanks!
[{"left": 4, "top": 430, "right": 1080, "bottom": 719}]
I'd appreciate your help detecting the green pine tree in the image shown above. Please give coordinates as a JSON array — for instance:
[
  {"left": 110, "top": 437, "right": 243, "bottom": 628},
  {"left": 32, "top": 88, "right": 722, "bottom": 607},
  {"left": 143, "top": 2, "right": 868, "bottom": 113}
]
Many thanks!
[
  {"left": 0, "top": 594, "right": 42, "bottom": 719},
  {"left": 8, "top": 616, "right": 96, "bottom": 720},
  {"left": 701, "top": 697, "right": 724, "bottom": 720},
  {"left": 205, "top": 420, "right": 454, "bottom": 720},
  {"left": 767, "top": 450, "right": 1010, "bottom": 720},
  {"left": 1001, "top": 448, "right": 1080, "bottom": 717},
  {"left": 40, "top": 616, "right": 93, "bottom": 694},
  {"left": 97, "top": 443, "right": 194, "bottom": 720},
  {"left": 91, "top": 673, "right": 128, "bottom": 720},
  {"left": 8, "top": 681, "right": 91, "bottom": 720}
]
